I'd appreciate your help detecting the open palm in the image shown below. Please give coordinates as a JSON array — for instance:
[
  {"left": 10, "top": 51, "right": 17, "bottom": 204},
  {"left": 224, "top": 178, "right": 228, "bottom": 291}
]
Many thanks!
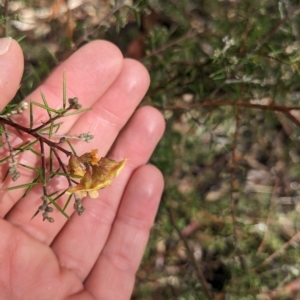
[{"left": 0, "top": 39, "right": 164, "bottom": 299}]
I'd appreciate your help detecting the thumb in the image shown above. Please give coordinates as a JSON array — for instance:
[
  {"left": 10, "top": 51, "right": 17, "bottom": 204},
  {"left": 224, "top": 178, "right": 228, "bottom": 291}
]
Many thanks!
[{"left": 0, "top": 37, "right": 24, "bottom": 111}]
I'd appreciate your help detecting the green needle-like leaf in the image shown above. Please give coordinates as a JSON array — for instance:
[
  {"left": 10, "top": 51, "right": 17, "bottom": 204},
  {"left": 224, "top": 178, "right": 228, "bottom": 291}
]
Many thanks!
[
  {"left": 49, "top": 120, "right": 54, "bottom": 138},
  {"left": 47, "top": 168, "right": 61, "bottom": 183},
  {"left": 55, "top": 122, "right": 61, "bottom": 133},
  {"left": 37, "top": 122, "right": 63, "bottom": 133},
  {"left": 63, "top": 107, "right": 92, "bottom": 117},
  {"left": 19, "top": 163, "right": 38, "bottom": 171},
  {"left": 15, "top": 35, "right": 26, "bottom": 43},
  {"left": 30, "top": 101, "right": 33, "bottom": 129},
  {"left": 13, "top": 140, "right": 34, "bottom": 151},
  {"left": 2, "top": 168, "right": 9, "bottom": 182},
  {"left": 36, "top": 166, "right": 44, "bottom": 184},
  {"left": 31, "top": 101, "right": 60, "bottom": 114},
  {"left": 0, "top": 155, "right": 10, "bottom": 164},
  {"left": 66, "top": 140, "right": 77, "bottom": 155},
  {"left": 63, "top": 194, "right": 73, "bottom": 211},
  {"left": 40, "top": 91, "right": 52, "bottom": 118},
  {"left": 14, "top": 140, "right": 39, "bottom": 158},
  {"left": 63, "top": 72, "right": 67, "bottom": 109},
  {"left": 48, "top": 191, "right": 61, "bottom": 198},
  {"left": 31, "top": 210, "right": 40, "bottom": 220},
  {"left": 29, "top": 147, "right": 43, "bottom": 157},
  {"left": 48, "top": 197, "right": 71, "bottom": 220},
  {"left": 5, "top": 182, "right": 39, "bottom": 191},
  {"left": 49, "top": 148, "right": 53, "bottom": 173},
  {"left": 52, "top": 190, "right": 68, "bottom": 202},
  {"left": 22, "top": 174, "right": 40, "bottom": 198}
]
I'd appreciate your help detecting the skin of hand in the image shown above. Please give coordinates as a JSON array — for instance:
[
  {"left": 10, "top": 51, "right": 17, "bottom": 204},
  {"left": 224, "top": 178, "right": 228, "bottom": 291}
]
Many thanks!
[{"left": 0, "top": 38, "right": 165, "bottom": 299}]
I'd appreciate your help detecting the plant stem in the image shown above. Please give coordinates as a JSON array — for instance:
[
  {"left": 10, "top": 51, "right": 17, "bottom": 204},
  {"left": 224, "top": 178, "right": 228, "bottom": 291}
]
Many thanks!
[
  {"left": 0, "top": 117, "right": 72, "bottom": 157},
  {"left": 31, "top": 105, "right": 74, "bottom": 132}
]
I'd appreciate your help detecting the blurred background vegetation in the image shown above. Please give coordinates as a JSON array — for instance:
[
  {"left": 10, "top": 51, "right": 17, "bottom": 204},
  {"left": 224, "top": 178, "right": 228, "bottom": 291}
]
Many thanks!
[{"left": 3, "top": 0, "right": 300, "bottom": 299}]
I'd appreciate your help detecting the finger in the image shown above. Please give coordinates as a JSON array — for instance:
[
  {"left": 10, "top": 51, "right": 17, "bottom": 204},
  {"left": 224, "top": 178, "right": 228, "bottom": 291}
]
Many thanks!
[
  {"left": 5, "top": 61, "right": 151, "bottom": 244},
  {"left": 85, "top": 165, "right": 164, "bottom": 300},
  {"left": 62, "top": 58, "right": 151, "bottom": 155},
  {"left": 50, "top": 106, "right": 165, "bottom": 281},
  {"left": 1, "top": 41, "right": 123, "bottom": 216},
  {"left": 0, "top": 37, "right": 24, "bottom": 110},
  {"left": 0, "top": 218, "right": 84, "bottom": 299},
  {"left": 21, "top": 40, "right": 124, "bottom": 130}
]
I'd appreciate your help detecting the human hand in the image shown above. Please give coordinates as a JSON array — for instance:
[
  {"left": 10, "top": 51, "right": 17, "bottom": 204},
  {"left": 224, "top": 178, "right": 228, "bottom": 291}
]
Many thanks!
[{"left": 0, "top": 38, "right": 164, "bottom": 299}]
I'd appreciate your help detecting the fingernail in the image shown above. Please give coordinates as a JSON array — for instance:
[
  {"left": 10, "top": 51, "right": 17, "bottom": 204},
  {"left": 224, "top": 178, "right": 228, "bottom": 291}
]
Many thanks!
[{"left": 0, "top": 37, "right": 12, "bottom": 55}]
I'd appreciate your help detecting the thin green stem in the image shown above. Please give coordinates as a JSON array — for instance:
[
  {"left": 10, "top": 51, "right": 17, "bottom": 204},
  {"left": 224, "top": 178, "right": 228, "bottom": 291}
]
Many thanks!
[{"left": 31, "top": 104, "right": 74, "bottom": 132}]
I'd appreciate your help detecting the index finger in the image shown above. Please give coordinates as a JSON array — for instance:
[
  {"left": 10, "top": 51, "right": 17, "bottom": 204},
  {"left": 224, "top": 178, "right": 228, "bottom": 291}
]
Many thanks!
[{"left": 22, "top": 40, "right": 124, "bottom": 130}]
